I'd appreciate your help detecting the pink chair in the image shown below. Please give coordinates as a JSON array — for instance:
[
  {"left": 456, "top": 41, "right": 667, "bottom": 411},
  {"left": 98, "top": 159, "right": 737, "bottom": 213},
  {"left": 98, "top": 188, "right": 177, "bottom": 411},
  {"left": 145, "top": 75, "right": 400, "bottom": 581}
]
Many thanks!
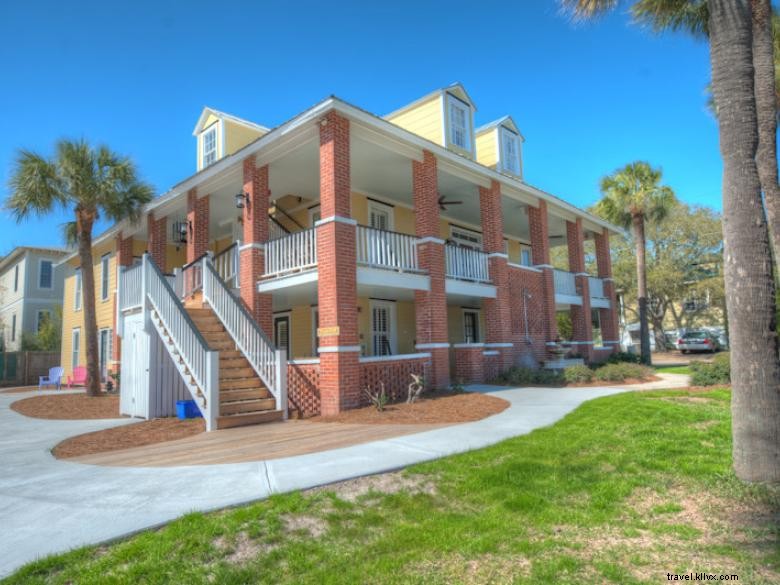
[{"left": 67, "top": 366, "right": 87, "bottom": 388}]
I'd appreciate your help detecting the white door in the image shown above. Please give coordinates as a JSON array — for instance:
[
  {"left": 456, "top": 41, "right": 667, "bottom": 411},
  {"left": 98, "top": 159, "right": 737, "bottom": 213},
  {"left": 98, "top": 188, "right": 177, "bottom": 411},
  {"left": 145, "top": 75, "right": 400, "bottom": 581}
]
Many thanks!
[
  {"left": 120, "top": 314, "right": 149, "bottom": 418},
  {"left": 371, "top": 301, "right": 396, "bottom": 356}
]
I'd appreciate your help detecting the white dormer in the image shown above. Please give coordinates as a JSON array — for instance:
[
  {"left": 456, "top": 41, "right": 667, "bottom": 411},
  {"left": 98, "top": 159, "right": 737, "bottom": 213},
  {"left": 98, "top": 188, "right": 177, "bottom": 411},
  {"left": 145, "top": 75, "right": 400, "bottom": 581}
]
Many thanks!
[
  {"left": 475, "top": 116, "right": 524, "bottom": 179},
  {"left": 193, "top": 107, "right": 270, "bottom": 171}
]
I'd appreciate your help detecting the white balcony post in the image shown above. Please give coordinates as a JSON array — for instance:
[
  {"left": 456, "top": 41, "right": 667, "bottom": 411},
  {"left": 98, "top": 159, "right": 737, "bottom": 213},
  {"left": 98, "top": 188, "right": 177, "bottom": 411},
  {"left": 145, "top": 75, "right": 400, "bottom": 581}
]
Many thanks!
[
  {"left": 205, "top": 350, "right": 219, "bottom": 431},
  {"left": 275, "top": 348, "right": 287, "bottom": 419}
]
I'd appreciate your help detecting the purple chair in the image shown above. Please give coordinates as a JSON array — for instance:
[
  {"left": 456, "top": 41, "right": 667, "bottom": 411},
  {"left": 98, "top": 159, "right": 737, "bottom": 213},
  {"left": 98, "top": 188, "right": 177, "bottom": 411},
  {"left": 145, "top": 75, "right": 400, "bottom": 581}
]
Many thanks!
[{"left": 39, "top": 367, "right": 64, "bottom": 391}]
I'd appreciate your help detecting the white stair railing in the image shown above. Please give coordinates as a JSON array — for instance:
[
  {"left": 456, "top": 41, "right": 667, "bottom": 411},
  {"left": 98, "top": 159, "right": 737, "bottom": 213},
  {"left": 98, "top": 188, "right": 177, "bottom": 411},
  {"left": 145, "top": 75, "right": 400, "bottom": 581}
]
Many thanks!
[
  {"left": 119, "top": 264, "right": 143, "bottom": 310},
  {"left": 213, "top": 242, "right": 240, "bottom": 289},
  {"left": 202, "top": 258, "right": 287, "bottom": 417},
  {"left": 143, "top": 255, "right": 219, "bottom": 431},
  {"left": 356, "top": 225, "right": 421, "bottom": 273},
  {"left": 181, "top": 252, "right": 207, "bottom": 298},
  {"left": 445, "top": 245, "right": 491, "bottom": 282},
  {"left": 264, "top": 227, "right": 317, "bottom": 277}
]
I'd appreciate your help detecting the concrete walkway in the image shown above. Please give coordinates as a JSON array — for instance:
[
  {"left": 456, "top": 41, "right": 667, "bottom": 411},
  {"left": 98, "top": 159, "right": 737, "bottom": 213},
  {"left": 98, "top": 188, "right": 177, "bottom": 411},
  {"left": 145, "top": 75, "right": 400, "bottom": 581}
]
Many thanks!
[{"left": 0, "top": 379, "right": 681, "bottom": 577}]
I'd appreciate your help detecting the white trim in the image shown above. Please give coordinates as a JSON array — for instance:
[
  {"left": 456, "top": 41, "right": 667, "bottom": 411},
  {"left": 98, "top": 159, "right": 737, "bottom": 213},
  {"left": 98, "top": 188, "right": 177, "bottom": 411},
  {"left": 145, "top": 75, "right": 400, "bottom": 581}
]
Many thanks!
[
  {"left": 449, "top": 224, "right": 483, "bottom": 249},
  {"left": 487, "top": 252, "right": 508, "bottom": 259},
  {"left": 357, "top": 267, "right": 430, "bottom": 292},
  {"left": 534, "top": 264, "right": 553, "bottom": 269},
  {"left": 567, "top": 341, "right": 594, "bottom": 345},
  {"left": 71, "top": 327, "right": 81, "bottom": 370},
  {"left": 574, "top": 272, "right": 590, "bottom": 277},
  {"left": 359, "top": 352, "right": 431, "bottom": 363},
  {"left": 257, "top": 269, "right": 317, "bottom": 293},
  {"left": 100, "top": 253, "right": 111, "bottom": 301},
  {"left": 484, "top": 342, "right": 513, "bottom": 348},
  {"left": 273, "top": 312, "right": 292, "bottom": 357},
  {"left": 416, "top": 236, "right": 445, "bottom": 245},
  {"left": 452, "top": 342, "right": 485, "bottom": 349},
  {"left": 367, "top": 199, "right": 395, "bottom": 231},
  {"left": 318, "top": 345, "right": 362, "bottom": 353},
  {"left": 603, "top": 277, "right": 615, "bottom": 282},
  {"left": 445, "top": 279, "right": 497, "bottom": 299},
  {"left": 73, "top": 268, "right": 82, "bottom": 311},
  {"left": 200, "top": 123, "right": 219, "bottom": 169},
  {"left": 483, "top": 350, "right": 500, "bottom": 356},
  {"left": 289, "top": 358, "right": 320, "bottom": 365},
  {"left": 369, "top": 299, "right": 397, "bottom": 356},
  {"left": 239, "top": 242, "right": 265, "bottom": 252},
  {"left": 415, "top": 342, "right": 450, "bottom": 350},
  {"left": 508, "top": 262, "right": 542, "bottom": 273},
  {"left": 37, "top": 258, "right": 54, "bottom": 290},
  {"left": 307, "top": 205, "right": 321, "bottom": 227},
  {"left": 315, "top": 216, "right": 358, "bottom": 227}
]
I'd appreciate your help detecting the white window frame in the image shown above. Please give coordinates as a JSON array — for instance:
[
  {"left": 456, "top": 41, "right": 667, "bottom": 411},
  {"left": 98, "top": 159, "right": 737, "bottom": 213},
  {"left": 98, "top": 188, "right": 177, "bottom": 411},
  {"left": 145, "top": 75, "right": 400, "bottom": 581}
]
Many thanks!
[
  {"left": 201, "top": 124, "right": 218, "bottom": 168},
  {"left": 38, "top": 259, "right": 53, "bottom": 290},
  {"left": 36, "top": 310, "right": 51, "bottom": 332},
  {"left": 447, "top": 93, "right": 472, "bottom": 152},
  {"left": 273, "top": 312, "right": 292, "bottom": 357},
  {"left": 463, "top": 309, "right": 480, "bottom": 343},
  {"left": 369, "top": 300, "right": 397, "bottom": 356},
  {"left": 100, "top": 254, "right": 111, "bottom": 301},
  {"left": 499, "top": 127, "right": 521, "bottom": 176},
  {"left": 74, "top": 269, "right": 82, "bottom": 311},
  {"left": 13, "top": 264, "right": 19, "bottom": 293},
  {"left": 367, "top": 200, "right": 395, "bottom": 231},
  {"left": 98, "top": 327, "right": 113, "bottom": 381},
  {"left": 71, "top": 328, "right": 81, "bottom": 370},
  {"left": 308, "top": 205, "right": 321, "bottom": 227},
  {"left": 450, "top": 225, "right": 483, "bottom": 250},
  {"left": 520, "top": 246, "right": 533, "bottom": 267}
]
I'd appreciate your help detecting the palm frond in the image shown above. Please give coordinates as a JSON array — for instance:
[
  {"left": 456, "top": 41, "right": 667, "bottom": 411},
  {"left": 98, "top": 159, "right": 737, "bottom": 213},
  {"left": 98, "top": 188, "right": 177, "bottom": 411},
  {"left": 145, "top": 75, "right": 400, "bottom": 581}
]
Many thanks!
[
  {"left": 61, "top": 221, "right": 79, "bottom": 247},
  {"left": 559, "top": 0, "right": 620, "bottom": 20},
  {"left": 6, "top": 149, "right": 65, "bottom": 222},
  {"left": 631, "top": 0, "right": 709, "bottom": 38}
]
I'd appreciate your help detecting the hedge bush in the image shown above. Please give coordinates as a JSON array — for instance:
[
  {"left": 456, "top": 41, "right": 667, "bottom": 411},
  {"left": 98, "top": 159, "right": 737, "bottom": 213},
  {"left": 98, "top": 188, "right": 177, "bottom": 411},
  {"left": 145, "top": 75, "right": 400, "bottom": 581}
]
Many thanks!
[
  {"left": 563, "top": 365, "right": 594, "bottom": 384},
  {"left": 593, "top": 362, "right": 654, "bottom": 382},
  {"left": 495, "top": 367, "right": 563, "bottom": 386},
  {"left": 606, "top": 351, "right": 642, "bottom": 365},
  {"left": 690, "top": 353, "right": 730, "bottom": 386}
]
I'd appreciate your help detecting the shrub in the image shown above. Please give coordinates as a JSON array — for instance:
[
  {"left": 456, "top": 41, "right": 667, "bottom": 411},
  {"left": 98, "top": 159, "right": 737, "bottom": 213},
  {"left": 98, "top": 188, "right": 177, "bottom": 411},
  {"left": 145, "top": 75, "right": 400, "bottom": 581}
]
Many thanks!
[
  {"left": 495, "top": 367, "right": 563, "bottom": 386},
  {"left": 690, "top": 353, "right": 730, "bottom": 386},
  {"left": 593, "top": 362, "right": 654, "bottom": 382},
  {"left": 363, "top": 383, "right": 388, "bottom": 411},
  {"left": 563, "top": 365, "right": 594, "bottom": 384},
  {"left": 606, "top": 351, "right": 642, "bottom": 365}
]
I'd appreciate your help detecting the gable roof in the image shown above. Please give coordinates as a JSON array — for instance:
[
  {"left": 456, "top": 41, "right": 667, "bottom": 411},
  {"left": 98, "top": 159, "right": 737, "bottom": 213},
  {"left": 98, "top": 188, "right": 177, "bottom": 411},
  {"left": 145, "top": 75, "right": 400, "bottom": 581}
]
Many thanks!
[
  {"left": 476, "top": 115, "right": 524, "bottom": 141},
  {"left": 0, "top": 246, "right": 69, "bottom": 273},
  {"left": 192, "top": 107, "right": 271, "bottom": 136},
  {"left": 384, "top": 82, "right": 477, "bottom": 120}
]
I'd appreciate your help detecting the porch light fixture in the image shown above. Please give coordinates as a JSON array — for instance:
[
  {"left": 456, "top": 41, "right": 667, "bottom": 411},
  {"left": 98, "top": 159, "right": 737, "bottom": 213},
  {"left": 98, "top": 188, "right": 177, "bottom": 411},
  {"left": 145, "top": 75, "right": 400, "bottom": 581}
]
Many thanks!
[
  {"left": 235, "top": 192, "right": 249, "bottom": 209},
  {"left": 172, "top": 219, "right": 188, "bottom": 245}
]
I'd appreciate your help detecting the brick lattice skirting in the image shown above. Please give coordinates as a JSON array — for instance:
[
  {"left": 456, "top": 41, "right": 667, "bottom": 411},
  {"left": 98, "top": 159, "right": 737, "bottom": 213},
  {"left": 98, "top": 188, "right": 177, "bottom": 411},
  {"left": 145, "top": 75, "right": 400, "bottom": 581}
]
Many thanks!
[
  {"left": 359, "top": 356, "right": 431, "bottom": 405},
  {"left": 287, "top": 362, "right": 321, "bottom": 417}
]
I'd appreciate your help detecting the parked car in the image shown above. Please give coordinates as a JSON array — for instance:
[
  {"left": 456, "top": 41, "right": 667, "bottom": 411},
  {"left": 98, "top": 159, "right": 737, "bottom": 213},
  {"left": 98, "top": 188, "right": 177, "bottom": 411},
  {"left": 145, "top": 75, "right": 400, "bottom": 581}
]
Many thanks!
[{"left": 676, "top": 330, "right": 721, "bottom": 353}]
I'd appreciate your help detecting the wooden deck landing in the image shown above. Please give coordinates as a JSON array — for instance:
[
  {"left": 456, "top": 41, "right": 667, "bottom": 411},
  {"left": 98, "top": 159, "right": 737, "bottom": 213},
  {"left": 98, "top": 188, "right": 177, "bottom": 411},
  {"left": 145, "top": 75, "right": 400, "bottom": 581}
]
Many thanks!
[{"left": 68, "top": 419, "right": 449, "bottom": 467}]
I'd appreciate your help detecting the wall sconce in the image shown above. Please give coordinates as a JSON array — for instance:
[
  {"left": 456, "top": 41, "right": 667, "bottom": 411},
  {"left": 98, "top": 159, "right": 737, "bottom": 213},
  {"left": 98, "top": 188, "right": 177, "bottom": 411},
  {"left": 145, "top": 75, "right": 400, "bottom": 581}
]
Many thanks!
[
  {"left": 172, "top": 219, "right": 188, "bottom": 245},
  {"left": 235, "top": 192, "right": 249, "bottom": 209}
]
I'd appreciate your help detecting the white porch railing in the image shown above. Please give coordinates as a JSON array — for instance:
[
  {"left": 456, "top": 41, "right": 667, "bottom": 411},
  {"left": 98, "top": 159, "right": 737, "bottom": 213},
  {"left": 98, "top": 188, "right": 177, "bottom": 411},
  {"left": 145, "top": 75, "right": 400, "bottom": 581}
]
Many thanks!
[
  {"left": 356, "top": 226, "right": 421, "bottom": 273},
  {"left": 181, "top": 252, "right": 207, "bottom": 298},
  {"left": 268, "top": 217, "right": 289, "bottom": 241},
  {"left": 588, "top": 276, "right": 606, "bottom": 299},
  {"left": 203, "top": 259, "right": 287, "bottom": 416},
  {"left": 119, "top": 264, "right": 143, "bottom": 310},
  {"left": 213, "top": 242, "right": 240, "bottom": 289},
  {"left": 143, "top": 255, "right": 219, "bottom": 431},
  {"left": 264, "top": 227, "right": 317, "bottom": 278},
  {"left": 553, "top": 269, "right": 578, "bottom": 297},
  {"left": 445, "top": 245, "right": 491, "bottom": 283}
]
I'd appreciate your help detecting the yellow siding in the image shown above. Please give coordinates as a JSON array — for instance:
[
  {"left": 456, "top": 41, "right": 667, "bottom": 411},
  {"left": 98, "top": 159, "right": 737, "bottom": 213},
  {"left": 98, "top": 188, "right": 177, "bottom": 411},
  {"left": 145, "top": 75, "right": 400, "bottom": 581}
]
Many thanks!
[
  {"left": 475, "top": 129, "right": 498, "bottom": 169},
  {"left": 386, "top": 96, "right": 443, "bottom": 146},
  {"left": 166, "top": 244, "right": 187, "bottom": 270},
  {"left": 507, "top": 240, "right": 521, "bottom": 264},
  {"left": 447, "top": 306, "right": 485, "bottom": 344},
  {"left": 357, "top": 297, "right": 370, "bottom": 355},
  {"left": 396, "top": 301, "right": 416, "bottom": 354},
  {"left": 224, "top": 120, "right": 265, "bottom": 156}
]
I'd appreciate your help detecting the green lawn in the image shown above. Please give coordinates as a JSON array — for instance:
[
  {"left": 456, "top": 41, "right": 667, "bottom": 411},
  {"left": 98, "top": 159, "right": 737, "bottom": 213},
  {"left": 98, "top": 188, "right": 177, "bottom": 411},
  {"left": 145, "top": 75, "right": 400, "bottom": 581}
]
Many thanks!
[
  {"left": 654, "top": 365, "right": 691, "bottom": 375},
  {"left": 6, "top": 388, "right": 779, "bottom": 585}
]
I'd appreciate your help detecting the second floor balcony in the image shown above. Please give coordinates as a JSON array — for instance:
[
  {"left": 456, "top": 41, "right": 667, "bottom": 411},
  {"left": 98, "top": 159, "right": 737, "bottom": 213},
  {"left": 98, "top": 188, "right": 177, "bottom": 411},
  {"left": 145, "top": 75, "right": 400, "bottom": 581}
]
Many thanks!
[{"left": 553, "top": 268, "right": 611, "bottom": 307}]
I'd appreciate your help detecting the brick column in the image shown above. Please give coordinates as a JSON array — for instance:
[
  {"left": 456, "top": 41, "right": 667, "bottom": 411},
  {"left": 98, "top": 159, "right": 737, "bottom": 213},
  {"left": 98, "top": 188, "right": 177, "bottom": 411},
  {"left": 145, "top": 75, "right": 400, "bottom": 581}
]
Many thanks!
[
  {"left": 240, "top": 157, "right": 273, "bottom": 335},
  {"left": 453, "top": 344, "right": 485, "bottom": 384},
  {"left": 112, "top": 232, "right": 134, "bottom": 376},
  {"left": 186, "top": 188, "right": 209, "bottom": 296},
  {"left": 316, "top": 111, "right": 360, "bottom": 416},
  {"left": 528, "top": 200, "right": 557, "bottom": 346},
  {"left": 147, "top": 212, "right": 167, "bottom": 272},
  {"left": 479, "top": 180, "right": 513, "bottom": 370},
  {"left": 595, "top": 228, "right": 619, "bottom": 354},
  {"left": 567, "top": 218, "right": 593, "bottom": 362},
  {"left": 412, "top": 150, "right": 450, "bottom": 390}
]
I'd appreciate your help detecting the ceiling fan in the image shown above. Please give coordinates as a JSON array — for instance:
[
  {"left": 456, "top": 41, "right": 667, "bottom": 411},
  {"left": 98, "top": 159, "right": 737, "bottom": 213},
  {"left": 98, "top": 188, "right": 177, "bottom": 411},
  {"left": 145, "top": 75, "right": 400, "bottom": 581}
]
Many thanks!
[{"left": 438, "top": 195, "right": 463, "bottom": 210}]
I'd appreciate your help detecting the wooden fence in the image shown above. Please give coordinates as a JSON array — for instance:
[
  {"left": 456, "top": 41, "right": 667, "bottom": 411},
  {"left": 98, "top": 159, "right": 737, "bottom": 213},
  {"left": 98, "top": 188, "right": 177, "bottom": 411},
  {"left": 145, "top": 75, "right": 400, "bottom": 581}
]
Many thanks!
[{"left": 0, "top": 351, "right": 60, "bottom": 387}]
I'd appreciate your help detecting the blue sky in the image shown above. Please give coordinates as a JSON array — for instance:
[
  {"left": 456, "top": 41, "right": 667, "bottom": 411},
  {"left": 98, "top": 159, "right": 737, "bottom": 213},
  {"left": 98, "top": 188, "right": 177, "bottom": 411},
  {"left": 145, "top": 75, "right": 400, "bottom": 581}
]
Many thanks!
[{"left": 0, "top": 0, "right": 719, "bottom": 255}]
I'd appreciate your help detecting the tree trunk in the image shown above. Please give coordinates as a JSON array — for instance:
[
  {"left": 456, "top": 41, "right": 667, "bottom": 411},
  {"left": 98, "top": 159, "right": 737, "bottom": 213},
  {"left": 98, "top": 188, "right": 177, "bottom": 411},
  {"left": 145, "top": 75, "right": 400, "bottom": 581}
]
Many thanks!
[
  {"left": 632, "top": 214, "right": 652, "bottom": 365},
  {"left": 76, "top": 209, "right": 102, "bottom": 397},
  {"left": 751, "top": 0, "right": 780, "bottom": 266},
  {"left": 709, "top": 0, "right": 780, "bottom": 483}
]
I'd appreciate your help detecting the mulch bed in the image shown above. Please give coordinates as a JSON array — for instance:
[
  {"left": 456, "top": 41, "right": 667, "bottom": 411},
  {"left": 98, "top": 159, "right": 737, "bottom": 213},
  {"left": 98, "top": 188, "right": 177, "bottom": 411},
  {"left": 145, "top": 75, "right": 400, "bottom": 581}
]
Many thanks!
[
  {"left": 313, "top": 390, "right": 509, "bottom": 424},
  {"left": 11, "top": 393, "right": 124, "bottom": 420},
  {"left": 53, "top": 417, "right": 206, "bottom": 459}
]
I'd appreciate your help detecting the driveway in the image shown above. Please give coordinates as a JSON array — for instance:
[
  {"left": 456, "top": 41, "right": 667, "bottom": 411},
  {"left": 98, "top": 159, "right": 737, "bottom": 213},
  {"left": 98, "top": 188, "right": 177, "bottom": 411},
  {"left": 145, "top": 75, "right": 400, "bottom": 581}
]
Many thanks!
[{"left": 0, "top": 381, "right": 680, "bottom": 578}]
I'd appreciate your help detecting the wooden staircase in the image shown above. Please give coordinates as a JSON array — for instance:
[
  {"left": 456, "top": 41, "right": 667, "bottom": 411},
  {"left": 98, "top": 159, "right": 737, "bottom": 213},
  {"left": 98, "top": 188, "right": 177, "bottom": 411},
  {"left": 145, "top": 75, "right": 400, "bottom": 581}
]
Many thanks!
[{"left": 184, "top": 293, "right": 283, "bottom": 429}]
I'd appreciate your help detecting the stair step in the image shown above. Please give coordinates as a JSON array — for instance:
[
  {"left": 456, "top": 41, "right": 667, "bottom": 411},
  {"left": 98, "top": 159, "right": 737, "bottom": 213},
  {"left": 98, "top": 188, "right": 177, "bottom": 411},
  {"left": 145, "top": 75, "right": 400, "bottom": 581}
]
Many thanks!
[
  {"left": 221, "top": 377, "right": 265, "bottom": 391},
  {"left": 220, "top": 397, "right": 276, "bottom": 415},
  {"left": 220, "top": 357, "right": 249, "bottom": 369},
  {"left": 216, "top": 410, "right": 284, "bottom": 429},
  {"left": 220, "top": 387, "right": 272, "bottom": 402},
  {"left": 203, "top": 331, "right": 233, "bottom": 342},
  {"left": 218, "top": 350, "right": 243, "bottom": 360},
  {"left": 208, "top": 340, "right": 234, "bottom": 351},
  {"left": 220, "top": 367, "right": 256, "bottom": 381}
]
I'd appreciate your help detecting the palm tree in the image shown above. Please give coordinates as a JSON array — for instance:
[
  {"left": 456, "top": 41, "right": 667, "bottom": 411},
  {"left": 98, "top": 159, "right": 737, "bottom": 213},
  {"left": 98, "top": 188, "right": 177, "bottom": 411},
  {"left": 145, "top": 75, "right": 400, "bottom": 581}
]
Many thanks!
[
  {"left": 595, "top": 162, "right": 675, "bottom": 365},
  {"left": 561, "top": 0, "right": 780, "bottom": 483},
  {"left": 7, "top": 140, "right": 152, "bottom": 397}
]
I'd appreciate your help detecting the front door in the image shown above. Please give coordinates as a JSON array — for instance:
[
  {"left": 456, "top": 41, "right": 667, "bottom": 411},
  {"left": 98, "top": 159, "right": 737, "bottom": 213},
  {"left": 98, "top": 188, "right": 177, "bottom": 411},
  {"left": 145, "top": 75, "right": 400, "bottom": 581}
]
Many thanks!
[
  {"left": 274, "top": 315, "right": 291, "bottom": 357},
  {"left": 371, "top": 301, "right": 395, "bottom": 356},
  {"left": 121, "top": 315, "right": 148, "bottom": 418},
  {"left": 98, "top": 329, "right": 111, "bottom": 382}
]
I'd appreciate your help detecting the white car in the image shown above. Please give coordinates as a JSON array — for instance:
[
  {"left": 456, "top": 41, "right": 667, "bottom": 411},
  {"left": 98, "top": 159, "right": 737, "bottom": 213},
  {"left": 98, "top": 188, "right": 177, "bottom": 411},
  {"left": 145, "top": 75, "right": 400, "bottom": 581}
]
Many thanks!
[{"left": 676, "top": 331, "right": 721, "bottom": 353}]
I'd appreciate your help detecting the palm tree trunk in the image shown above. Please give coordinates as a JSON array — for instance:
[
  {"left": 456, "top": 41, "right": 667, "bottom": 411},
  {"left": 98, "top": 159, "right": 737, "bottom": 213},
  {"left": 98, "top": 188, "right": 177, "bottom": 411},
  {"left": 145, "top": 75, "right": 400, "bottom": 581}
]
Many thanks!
[
  {"left": 709, "top": 0, "right": 780, "bottom": 483},
  {"left": 76, "top": 209, "right": 102, "bottom": 397},
  {"left": 632, "top": 214, "right": 652, "bottom": 365},
  {"left": 751, "top": 0, "right": 780, "bottom": 266}
]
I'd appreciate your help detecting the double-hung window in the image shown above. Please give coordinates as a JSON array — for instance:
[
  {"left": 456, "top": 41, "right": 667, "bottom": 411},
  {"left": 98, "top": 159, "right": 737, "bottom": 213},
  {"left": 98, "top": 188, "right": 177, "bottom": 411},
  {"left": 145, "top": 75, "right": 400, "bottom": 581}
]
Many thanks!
[
  {"left": 500, "top": 127, "right": 521, "bottom": 175},
  {"left": 39, "top": 260, "right": 53, "bottom": 289},
  {"left": 100, "top": 254, "right": 110, "bottom": 301},
  {"left": 13, "top": 265, "right": 18, "bottom": 292},
  {"left": 74, "top": 269, "right": 82, "bottom": 311},
  {"left": 202, "top": 125, "right": 218, "bottom": 167},
  {"left": 450, "top": 225, "right": 483, "bottom": 250},
  {"left": 463, "top": 310, "right": 480, "bottom": 343},
  {"left": 71, "top": 328, "right": 81, "bottom": 370},
  {"left": 448, "top": 94, "right": 471, "bottom": 151}
]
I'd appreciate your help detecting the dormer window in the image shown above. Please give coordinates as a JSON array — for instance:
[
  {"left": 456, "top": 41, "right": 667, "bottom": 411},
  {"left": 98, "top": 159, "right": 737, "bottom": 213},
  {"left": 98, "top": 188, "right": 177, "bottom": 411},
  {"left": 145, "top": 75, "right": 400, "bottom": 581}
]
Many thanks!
[
  {"left": 202, "top": 125, "right": 218, "bottom": 167},
  {"left": 500, "top": 127, "right": 521, "bottom": 175},
  {"left": 447, "top": 94, "right": 471, "bottom": 151}
]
